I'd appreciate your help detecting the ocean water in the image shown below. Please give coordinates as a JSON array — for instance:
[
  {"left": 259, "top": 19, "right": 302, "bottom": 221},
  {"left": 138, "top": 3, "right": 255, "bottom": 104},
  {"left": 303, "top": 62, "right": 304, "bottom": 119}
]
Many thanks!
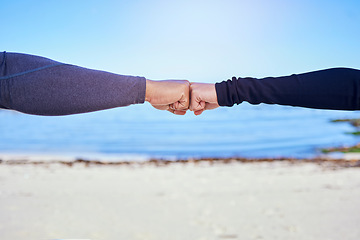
[{"left": 1, "top": 103, "right": 359, "bottom": 161}]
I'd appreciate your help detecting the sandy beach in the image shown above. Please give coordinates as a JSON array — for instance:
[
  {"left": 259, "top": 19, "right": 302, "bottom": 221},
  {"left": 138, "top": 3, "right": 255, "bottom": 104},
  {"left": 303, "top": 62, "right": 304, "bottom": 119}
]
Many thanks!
[{"left": 0, "top": 159, "right": 360, "bottom": 240}]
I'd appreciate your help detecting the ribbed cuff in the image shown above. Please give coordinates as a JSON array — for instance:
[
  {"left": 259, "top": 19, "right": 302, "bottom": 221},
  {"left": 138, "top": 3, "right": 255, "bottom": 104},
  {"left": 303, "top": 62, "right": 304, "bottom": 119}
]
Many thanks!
[
  {"left": 215, "top": 80, "right": 234, "bottom": 107},
  {"left": 135, "top": 76, "right": 146, "bottom": 104}
]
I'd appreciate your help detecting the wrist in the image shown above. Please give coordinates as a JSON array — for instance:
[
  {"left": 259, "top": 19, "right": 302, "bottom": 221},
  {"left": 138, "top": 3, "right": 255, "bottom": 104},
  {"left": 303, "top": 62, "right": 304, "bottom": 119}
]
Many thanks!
[
  {"left": 208, "top": 83, "right": 218, "bottom": 103},
  {"left": 145, "top": 79, "right": 154, "bottom": 102}
]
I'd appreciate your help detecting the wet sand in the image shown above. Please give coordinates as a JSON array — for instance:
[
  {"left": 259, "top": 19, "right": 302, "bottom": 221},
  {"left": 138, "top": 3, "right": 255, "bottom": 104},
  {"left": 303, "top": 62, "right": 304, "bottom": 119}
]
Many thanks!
[{"left": 0, "top": 159, "right": 360, "bottom": 240}]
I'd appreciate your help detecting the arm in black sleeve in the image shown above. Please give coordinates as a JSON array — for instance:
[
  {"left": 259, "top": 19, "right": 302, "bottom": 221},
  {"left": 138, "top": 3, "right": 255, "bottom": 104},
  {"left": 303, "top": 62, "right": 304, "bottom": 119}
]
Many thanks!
[{"left": 215, "top": 68, "right": 360, "bottom": 110}]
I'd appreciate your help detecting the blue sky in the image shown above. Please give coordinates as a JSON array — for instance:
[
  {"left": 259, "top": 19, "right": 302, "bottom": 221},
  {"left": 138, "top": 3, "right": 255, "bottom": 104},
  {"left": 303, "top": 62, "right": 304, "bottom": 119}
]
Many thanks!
[{"left": 2, "top": 0, "right": 360, "bottom": 82}]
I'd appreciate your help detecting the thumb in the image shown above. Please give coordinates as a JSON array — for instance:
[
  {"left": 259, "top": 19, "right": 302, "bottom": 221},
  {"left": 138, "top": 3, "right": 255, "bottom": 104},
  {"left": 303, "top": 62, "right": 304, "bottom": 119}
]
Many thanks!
[
  {"left": 190, "top": 85, "right": 205, "bottom": 112},
  {"left": 190, "top": 96, "right": 206, "bottom": 112},
  {"left": 173, "top": 93, "right": 189, "bottom": 110}
]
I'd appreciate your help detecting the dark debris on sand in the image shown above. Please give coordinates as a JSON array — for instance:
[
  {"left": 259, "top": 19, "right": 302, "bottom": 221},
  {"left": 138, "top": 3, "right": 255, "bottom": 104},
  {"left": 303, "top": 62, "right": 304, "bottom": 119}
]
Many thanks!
[{"left": 0, "top": 156, "right": 360, "bottom": 169}]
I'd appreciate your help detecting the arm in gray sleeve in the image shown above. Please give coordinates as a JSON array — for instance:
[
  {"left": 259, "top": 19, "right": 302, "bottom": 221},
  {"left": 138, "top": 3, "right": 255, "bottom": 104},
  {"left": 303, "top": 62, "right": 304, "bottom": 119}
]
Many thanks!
[{"left": 0, "top": 52, "right": 146, "bottom": 115}]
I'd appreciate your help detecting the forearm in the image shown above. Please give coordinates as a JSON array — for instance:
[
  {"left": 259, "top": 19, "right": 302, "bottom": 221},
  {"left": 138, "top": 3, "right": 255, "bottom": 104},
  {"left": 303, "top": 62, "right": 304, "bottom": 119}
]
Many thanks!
[
  {"left": 215, "top": 68, "right": 360, "bottom": 110},
  {"left": 0, "top": 52, "right": 146, "bottom": 115}
]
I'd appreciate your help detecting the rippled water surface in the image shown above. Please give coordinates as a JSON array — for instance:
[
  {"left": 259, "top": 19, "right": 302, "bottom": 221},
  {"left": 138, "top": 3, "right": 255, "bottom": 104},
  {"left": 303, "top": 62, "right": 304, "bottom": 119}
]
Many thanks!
[{"left": 1, "top": 103, "right": 359, "bottom": 160}]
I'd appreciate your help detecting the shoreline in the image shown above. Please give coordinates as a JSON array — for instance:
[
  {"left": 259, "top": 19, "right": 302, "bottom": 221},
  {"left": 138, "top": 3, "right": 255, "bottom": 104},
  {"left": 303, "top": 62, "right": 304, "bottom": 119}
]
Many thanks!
[{"left": 1, "top": 152, "right": 359, "bottom": 168}]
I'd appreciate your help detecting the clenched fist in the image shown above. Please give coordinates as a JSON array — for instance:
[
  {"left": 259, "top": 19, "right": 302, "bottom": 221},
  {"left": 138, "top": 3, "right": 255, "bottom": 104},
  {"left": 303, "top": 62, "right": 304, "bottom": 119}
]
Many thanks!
[
  {"left": 145, "top": 80, "right": 220, "bottom": 115},
  {"left": 189, "top": 83, "right": 219, "bottom": 115},
  {"left": 145, "top": 79, "right": 190, "bottom": 115}
]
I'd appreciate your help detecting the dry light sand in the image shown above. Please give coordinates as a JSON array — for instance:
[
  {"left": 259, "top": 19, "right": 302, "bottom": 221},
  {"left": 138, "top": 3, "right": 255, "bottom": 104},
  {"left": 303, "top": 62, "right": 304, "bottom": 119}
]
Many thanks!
[{"left": 0, "top": 161, "right": 360, "bottom": 240}]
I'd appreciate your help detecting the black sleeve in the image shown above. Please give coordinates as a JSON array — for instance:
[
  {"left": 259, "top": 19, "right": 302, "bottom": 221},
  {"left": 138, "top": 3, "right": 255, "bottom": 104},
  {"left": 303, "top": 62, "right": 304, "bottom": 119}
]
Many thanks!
[{"left": 215, "top": 68, "right": 360, "bottom": 110}]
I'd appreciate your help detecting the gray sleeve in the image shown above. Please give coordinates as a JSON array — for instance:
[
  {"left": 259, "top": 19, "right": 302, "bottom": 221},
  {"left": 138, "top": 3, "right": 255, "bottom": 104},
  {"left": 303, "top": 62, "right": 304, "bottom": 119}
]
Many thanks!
[{"left": 0, "top": 52, "right": 146, "bottom": 116}]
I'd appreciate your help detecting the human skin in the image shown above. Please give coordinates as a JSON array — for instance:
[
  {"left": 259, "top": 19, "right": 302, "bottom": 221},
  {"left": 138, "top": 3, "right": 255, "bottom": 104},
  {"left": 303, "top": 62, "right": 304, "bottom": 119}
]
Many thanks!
[
  {"left": 145, "top": 79, "right": 190, "bottom": 115},
  {"left": 145, "top": 80, "right": 218, "bottom": 116},
  {"left": 189, "top": 82, "right": 219, "bottom": 115}
]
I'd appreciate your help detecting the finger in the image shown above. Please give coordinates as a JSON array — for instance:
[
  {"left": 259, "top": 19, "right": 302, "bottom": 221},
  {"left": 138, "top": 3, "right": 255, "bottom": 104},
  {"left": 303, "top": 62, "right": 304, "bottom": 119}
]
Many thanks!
[
  {"left": 171, "top": 102, "right": 188, "bottom": 111},
  {"left": 172, "top": 101, "right": 187, "bottom": 111},
  {"left": 194, "top": 109, "right": 204, "bottom": 115},
  {"left": 167, "top": 109, "right": 187, "bottom": 115},
  {"left": 169, "top": 103, "right": 176, "bottom": 110},
  {"left": 193, "top": 103, "right": 218, "bottom": 115},
  {"left": 177, "top": 91, "right": 190, "bottom": 110},
  {"left": 152, "top": 104, "right": 170, "bottom": 111},
  {"left": 177, "top": 99, "right": 189, "bottom": 110},
  {"left": 173, "top": 110, "right": 187, "bottom": 115},
  {"left": 167, "top": 108, "right": 175, "bottom": 114},
  {"left": 189, "top": 85, "right": 197, "bottom": 111},
  {"left": 192, "top": 100, "right": 205, "bottom": 112},
  {"left": 190, "top": 90, "right": 205, "bottom": 111},
  {"left": 173, "top": 101, "right": 184, "bottom": 110}
]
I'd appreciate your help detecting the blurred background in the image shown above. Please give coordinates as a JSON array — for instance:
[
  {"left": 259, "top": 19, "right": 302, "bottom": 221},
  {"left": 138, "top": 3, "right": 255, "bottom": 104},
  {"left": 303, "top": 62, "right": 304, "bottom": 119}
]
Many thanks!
[{"left": 1, "top": 0, "right": 360, "bottom": 160}]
